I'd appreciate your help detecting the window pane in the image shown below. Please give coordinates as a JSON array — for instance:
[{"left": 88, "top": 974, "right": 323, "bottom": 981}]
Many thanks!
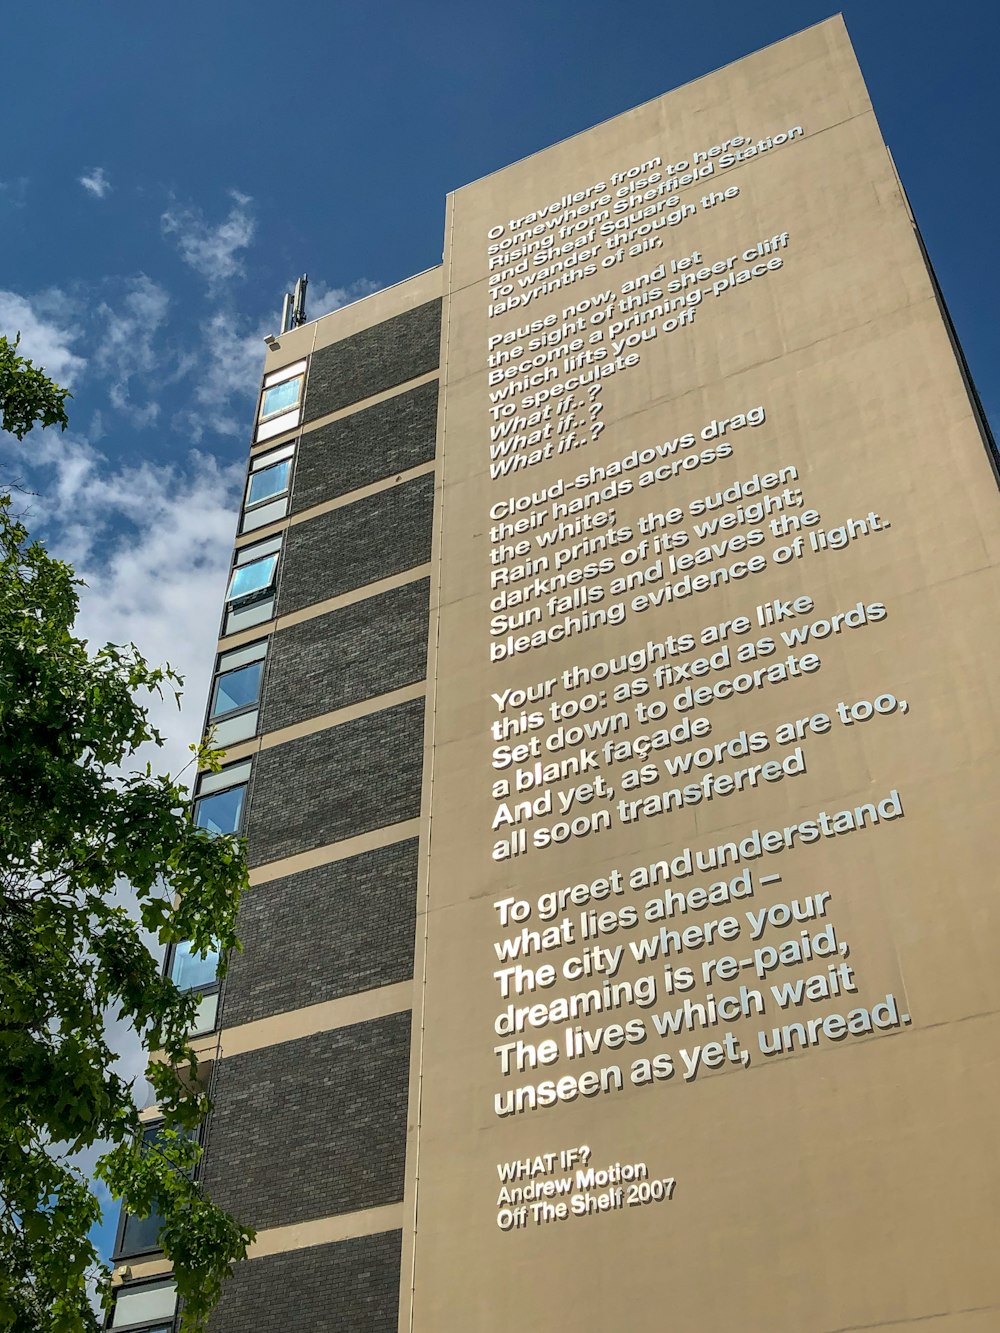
[
  {"left": 217, "top": 639, "right": 268, "bottom": 672},
  {"left": 260, "top": 377, "right": 302, "bottom": 418},
  {"left": 247, "top": 459, "right": 291, "bottom": 506},
  {"left": 198, "top": 760, "right": 251, "bottom": 796},
  {"left": 210, "top": 709, "right": 258, "bottom": 747},
  {"left": 170, "top": 939, "right": 219, "bottom": 991},
  {"left": 226, "top": 554, "right": 277, "bottom": 602},
  {"left": 110, "top": 1280, "right": 176, "bottom": 1326},
  {"left": 263, "top": 358, "right": 306, "bottom": 388},
  {"left": 235, "top": 534, "right": 282, "bottom": 565},
  {"left": 226, "top": 597, "right": 274, "bottom": 634},
  {"left": 211, "top": 661, "right": 262, "bottom": 717},
  {"left": 195, "top": 785, "right": 246, "bottom": 835},
  {"left": 189, "top": 990, "right": 219, "bottom": 1035},
  {"left": 119, "top": 1203, "right": 164, "bottom": 1257}
]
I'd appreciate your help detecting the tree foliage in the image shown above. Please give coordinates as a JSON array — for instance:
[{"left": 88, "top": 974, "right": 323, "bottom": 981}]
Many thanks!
[
  {"left": 0, "top": 335, "right": 71, "bottom": 441},
  {"left": 0, "top": 348, "right": 253, "bottom": 1329}
]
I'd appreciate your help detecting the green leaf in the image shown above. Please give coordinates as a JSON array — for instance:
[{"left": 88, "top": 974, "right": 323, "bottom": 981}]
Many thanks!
[
  {"left": 0, "top": 333, "right": 71, "bottom": 439},
  {"left": 0, "top": 365, "right": 252, "bottom": 1329}
]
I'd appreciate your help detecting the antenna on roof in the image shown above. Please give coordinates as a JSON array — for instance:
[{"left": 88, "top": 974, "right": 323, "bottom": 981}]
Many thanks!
[
  {"left": 292, "top": 273, "right": 308, "bottom": 327},
  {"left": 278, "top": 274, "right": 309, "bottom": 334}
]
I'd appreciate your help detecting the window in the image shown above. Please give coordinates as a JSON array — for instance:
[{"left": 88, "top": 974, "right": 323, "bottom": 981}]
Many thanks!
[
  {"left": 259, "top": 375, "right": 302, "bottom": 421},
  {"left": 241, "top": 442, "right": 295, "bottom": 533},
  {"left": 116, "top": 1124, "right": 202, "bottom": 1261},
  {"left": 167, "top": 935, "right": 222, "bottom": 1036},
  {"left": 115, "top": 1125, "right": 170, "bottom": 1259},
  {"left": 109, "top": 1278, "right": 177, "bottom": 1328},
  {"left": 207, "top": 639, "right": 267, "bottom": 745},
  {"left": 225, "top": 553, "right": 277, "bottom": 603},
  {"left": 195, "top": 784, "right": 246, "bottom": 835},
  {"left": 169, "top": 938, "right": 221, "bottom": 1034},
  {"left": 212, "top": 659, "right": 263, "bottom": 716},
  {"left": 255, "top": 359, "right": 307, "bottom": 443},
  {"left": 170, "top": 939, "right": 220, "bottom": 992},
  {"left": 224, "top": 537, "right": 282, "bottom": 633},
  {"left": 247, "top": 457, "right": 291, "bottom": 506},
  {"left": 117, "top": 1205, "right": 163, "bottom": 1259},
  {"left": 193, "top": 760, "right": 251, "bottom": 837}
]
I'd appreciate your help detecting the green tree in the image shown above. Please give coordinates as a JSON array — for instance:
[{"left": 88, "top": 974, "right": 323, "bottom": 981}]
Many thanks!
[
  {"left": 0, "top": 343, "right": 253, "bottom": 1330},
  {"left": 0, "top": 335, "right": 71, "bottom": 441}
]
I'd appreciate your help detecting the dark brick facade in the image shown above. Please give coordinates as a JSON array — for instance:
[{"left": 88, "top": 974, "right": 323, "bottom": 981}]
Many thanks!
[
  {"left": 181, "top": 294, "right": 440, "bottom": 1333},
  {"left": 222, "top": 839, "right": 418, "bottom": 1028},
  {"left": 207, "top": 1231, "right": 401, "bottom": 1333},
  {"left": 203, "top": 1013, "right": 411, "bottom": 1230},
  {"left": 302, "top": 299, "right": 441, "bottom": 422},
  {"left": 277, "top": 473, "right": 434, "bottom": 617},
  {"left": 292, "top": 380, "right": 438, "bottom": 513},
  {"left": 260, "top": 579, "right": 429, "bottom": 734},
  {"left": 246, "top": 698, "right": 424, "bottom": 868}
]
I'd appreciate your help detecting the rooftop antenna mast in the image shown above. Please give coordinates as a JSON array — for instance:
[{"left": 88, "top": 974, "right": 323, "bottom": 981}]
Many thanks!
[
  {"left": 279, "top": 274, "right": 309, "bottom": 333},
  {"left": 292, "top": 273, "right": 308, "bottom": 327}
]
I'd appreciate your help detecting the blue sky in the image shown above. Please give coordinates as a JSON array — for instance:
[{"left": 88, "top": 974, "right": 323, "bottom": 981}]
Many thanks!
[{"left": 3, "top": 0, "right": 997, "bottom": 1279}]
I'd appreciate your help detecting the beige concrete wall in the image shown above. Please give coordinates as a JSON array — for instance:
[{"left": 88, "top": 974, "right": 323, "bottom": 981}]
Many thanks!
[{"left": 404, "top": 17, "right": 1000, "bottom": 1332}]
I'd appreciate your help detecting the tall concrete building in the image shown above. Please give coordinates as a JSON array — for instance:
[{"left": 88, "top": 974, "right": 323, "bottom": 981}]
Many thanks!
[{"left": 106, "top": 17, "right": 1000, "bottom": 1333}]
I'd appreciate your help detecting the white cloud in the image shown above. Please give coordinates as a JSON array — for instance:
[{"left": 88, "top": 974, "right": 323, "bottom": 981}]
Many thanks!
[
  {"left": 195, "top": 309, "right": 266, "bottom": 411},
  {"left": 79, "top": 167, "right": 112, "bottom": 199},
  {"left": 7, "top": 429, "right": 242, "bottom": 783},
  {"left": 0, "top": 287, "right": 87, "bottom": 387},
  {"left": 161, "top": 190, "right": 255, "bottom": 287},
  {"left": 171, "top": 278, "right": 379, "bottom": 441},
  {"left": 307, "top": 277, "right": 381, "bottom": 320},
  {"left": 93, "top": 275, "right": 170, "bottom": 427},
  {"left": 168, "top": 307, "right": 266, "bottom": 442}
]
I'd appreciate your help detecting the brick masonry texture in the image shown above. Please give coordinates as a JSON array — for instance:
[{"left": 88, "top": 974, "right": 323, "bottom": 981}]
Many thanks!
[
  {"left": 292, "top": 380, "right": 438, "bottom": 513},
  {"left": 246, "top": 697, "right": 424, "bottom": 868},
  {"left": 302, "top": 299, "right": 441, "bottom": 422},
  {"left": 208, "top": 1231, "right": 402, "bottom": 1333},
  {"left": 260, "top": 579, "right": 429, "bottom": 734},
  {"left": 221, "top": 839, "right": 418, "bottom": 1027},
  {"left": 277, "top": 473, "right": 434, "bottom": 617},
  {"left": 207, "top": 1231, "right": 401, "bottom": 1333},
  {"left": 202, "top": 1013, "right": 411, "bottom": 1230}
]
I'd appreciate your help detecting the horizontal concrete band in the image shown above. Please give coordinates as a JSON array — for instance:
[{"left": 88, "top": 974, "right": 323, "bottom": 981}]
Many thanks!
[
  {"left": 242, "top": 364, "right": 438, "bottom": 471},
  {"left": 248, "top": 368, "right": 439, "bottom": 463},
  {"left": 215, "top": 562, "right": 432, "bottom": 652},
  {"left": 249, "top": 1202, "right": 404, "bottom": 1260},
  {"left": 112, "top": 1202, "right": 406, "bottom": 1286},
  {"left": 248, "top": 815, "right": 422, "bottom": 886},
  {"left": 221, "top": 681, "right": 426, "bottom": 764},
  {"left": 183, "top": 978, "right": 412, "bottom": 1067},
  {"left": 233, "top": 457, "right": 436, "bottom": 550},
  {"left": 111, "top": 1255, "right": 172, "bottom": 1286},
  {"left": 214, "top": 980, "right": 413, "bottom": 1060}
]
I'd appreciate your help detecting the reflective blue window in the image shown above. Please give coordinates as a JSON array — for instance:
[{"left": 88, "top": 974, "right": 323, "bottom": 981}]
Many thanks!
[
  {"left": 210, "top": 661, "right": 262, "bottom": 718},
  {"left": 195, "top": 784, "right": 246, "bottom": 835},
  {"left": 170, "top": 940, "right": 220, "bottom": 991},
  {"left": 260, "top": 377, "right": 302, "bottom": 419},
  {"left": 247, "top": 459, "right": 291, "bottom": 507},
  {"left": 226, "top": 554, "right": 277, "bottom": 602}
]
